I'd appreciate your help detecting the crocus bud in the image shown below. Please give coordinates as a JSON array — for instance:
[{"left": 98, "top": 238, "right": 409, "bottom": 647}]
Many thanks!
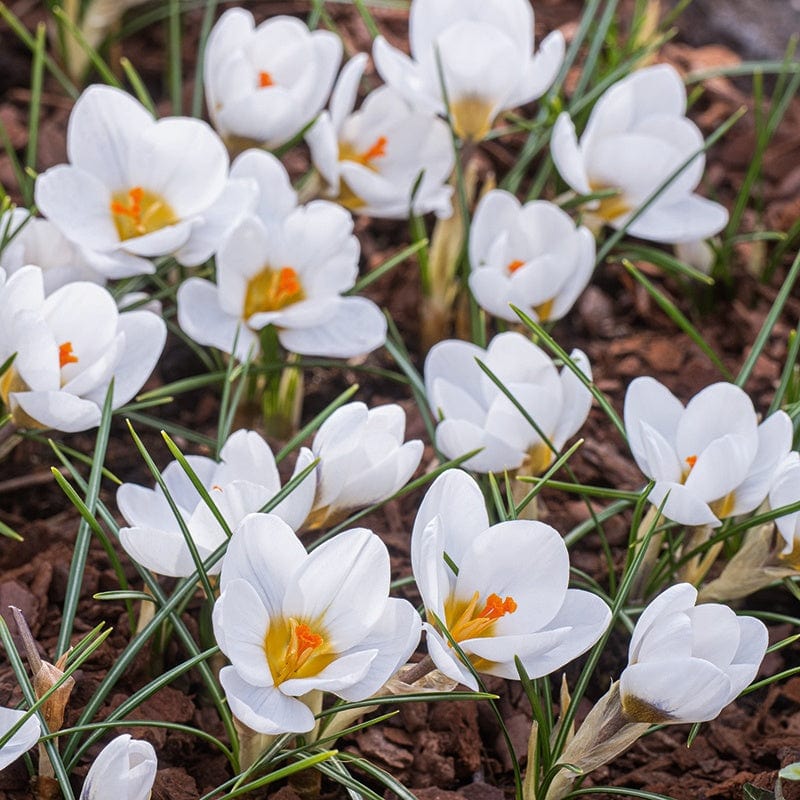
[{"left": 79, "top": 735, "right": 157, "bottom": 800}]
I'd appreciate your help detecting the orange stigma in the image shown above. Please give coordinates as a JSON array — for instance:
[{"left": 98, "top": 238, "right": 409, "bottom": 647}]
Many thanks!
[
  {"left": 110, "top": 186, "right": 144, "bottom": 222},
  {"left": 360, "top": 136, "right": 388, "bottom": 163},
  {"left": 445, "top": 590, "right": 518, "bottom": 642},
  {"left": 685, "top": 455, "right": 698, "bottom": 470},
  {"left": 294, "top": 623, "right": 323, "bottom": 657},
  {"left": 506, "top": 259, "right": 525, "bottom": 274},
  {"left": 277, "top": 267, "right": 301, "bottom": 299},
  {"left": 259, "top": 71, "right": 274, "bottom": 88},
  {"left": 58, "top": 341, "right": 78, "bottom": 368}
]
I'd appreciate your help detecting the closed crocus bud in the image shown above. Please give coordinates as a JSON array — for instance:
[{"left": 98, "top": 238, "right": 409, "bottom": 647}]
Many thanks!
[
  {"left": 624, "top": 377, "right": 793, "bottom": 527},
  {"left": 769, "top": 452, "right": 800, "bottom": 568},
  {"left": 79, "top": 735, "right": 157, "bottom": 800},
  {"left": 118, "top": 429, "right": 316, "bottom": 578},
  {"left": 373, "top": 0, "right": 564, "bottom": 142},
  {"left": 620, "top": 583, "right": 768, "bottom": 724},
  {"left": 304, "top": 402, "right": 424, "bottom": 529},
  {"left": 468, "top": 190, "right": 595, "bottom": 323},
  {"left": 204, "top": 8, "right": 341, "bottom": 150},
  {"left": 412, "top": 470, "right": 611, "bottom": 690},
  {"left": 0, "top": 707, "right": 40, "bottom": 771},
  {"left": 0, "top": 266, "right": 165, "bottom": 433},
  {"left": 35, "top": 85, "right": 249, "bottom": 276},
  {"left": 424, "top": 332, "right": 592, "bottom": 474},
  {"left": 307, "top": 54, "right": 454, "bottom": 219},
  {"left": 551, "top": 64, "right": 729, "bottom": 244}
]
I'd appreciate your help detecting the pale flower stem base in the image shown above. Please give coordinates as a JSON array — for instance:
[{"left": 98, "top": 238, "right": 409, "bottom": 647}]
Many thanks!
[
  {"left": 234, "top": 717, "right": 277, "bottom": 772},
  {"left": 420, "top": 295, "right": 454, "bottom": 355},
  {"left": 0, "top": 423, "right": 22, "bottom": 462},
  {"left": 512, "top": 475, "right": 540, "bottom": 521},
  {"left": 262, "top": 357, "right": 304, "bottom": 440},
  {"left": 544, "top": 682, "right": 649, "bottom": 800},
  {"left": 135, "top": 583, "right": 156, "bottom": 635},
  {"left": 629, "top": 506, "right": 663, "bottom": 600},
  {"left": 678, "top": 525, "right": 717, "bottom": 585}
]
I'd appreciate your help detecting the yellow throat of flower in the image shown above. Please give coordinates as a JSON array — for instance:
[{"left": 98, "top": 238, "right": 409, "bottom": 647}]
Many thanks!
[
  {"left": 243, "top": 266, "right": 305, "bottom": 320},
  {"left": 588, "top": 182, "right": 631, "bottom": 222},
  {"left": 110, "top": 186, "right": 178, "bottom": 241},
  {"left": 264, "top": 617, "right": 335, "bottom": 685},
  {"left": 449, "top": 96, "right": 494, "bottom": 142},
  {"left": 443, "top": 590, "right": 517, "bottom": 643},
  {"left": 336, "top": 136, "right": 389, "bottom": 210}
]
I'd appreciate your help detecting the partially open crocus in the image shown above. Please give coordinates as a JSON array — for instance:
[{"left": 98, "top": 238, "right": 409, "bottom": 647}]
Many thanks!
[
  {"left": 424, "top": 332, "right": 592, "bottom": 473},
  {"left": 204, "top": 8, "right": 341, "bottom": 150},
  {"left": 412, "top": 469, "right": 611, "bottom": 690},
  {"left": 213, "top": 515, "right": 421, "bottom": 734},
  {"left": 373, "top": 0, "right": 564, "bottom": 142},
  {"left": 177, "top": 201, "right": 386, "bottom": 360},
  {"left": 0, "top": 707, "right": 40, "bottom": 771},
  {"left": 551, "top": 64, "right": 728, "bottom": 243},
  {"left": 304, "top": 401, "right": 424, "bottom": 529},
  {"left": 307, "top": 54, "right": 454, "bottom": 218},
  {"left": 0, "top": 266, "right": 165, "bottom": 432},
  {"left": 468, "top": 190, "right": 595, "bottom": 322},
  {"left": 768, "top": 453, "right": 800, "bottom": 567},
  {"left": 0, "top": 209, "right": 104, "bottom": 290},
  {"left": 118, "top": 429, "right": 315, "bottom": 577},
  {"left": 624, "top": 377, "right": 792, "bottom": 526},
  {"left": 35, "top": 84, "right": 250, "bottom": 275},
  {"left": 620, "top": 583, "right": 767, "bottom": 723},
  {"left": 79, "top": 735, "right": 157, "bottom": 800}
]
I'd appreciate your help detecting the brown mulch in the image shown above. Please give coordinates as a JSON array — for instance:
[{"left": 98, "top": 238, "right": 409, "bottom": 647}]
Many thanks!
[{"left": 1, "top": 1, "right": 800, "bottom": 798}]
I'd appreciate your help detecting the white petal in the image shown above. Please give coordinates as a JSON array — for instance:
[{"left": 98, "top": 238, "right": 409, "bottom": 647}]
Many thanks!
[
  {"left": 551, "top": 113, "right": 591, "bottom": 195},
  {"left": 12, "top": 391, "right": 101, "bottom": 432},
  {"left": 647, "top": 480, "right": 720, "bottom": 527},
  {"left": 271, "top": 447, "right": 317, "bottom": 531},
  {"left": 624, "top": 377, "right": 683, "bottom": 473},
  {"left": 219, "top": 667, "right": 314, "bottom": 734}
]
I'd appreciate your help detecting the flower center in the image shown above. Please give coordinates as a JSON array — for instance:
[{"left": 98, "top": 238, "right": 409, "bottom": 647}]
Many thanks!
[
  {"left": 243, "top": 266, "right": 305, "bottom": 320},
  {"left": 449, "top": 96, "right": 494, "bottom": 142},
  {"left": 258, "top": 71, "right": 274, "bottom": 88},
  {"left": 110, "top": 187, "right": 178, "bottom": 241},
  {"left": 507, "top": 259, "right": 525, "bottom": 274},
  {"left": 588, "top": 182, "right": 631, "bottom": 222},
  {"left": 264, "top": 617, "right": 334, "bottom": 685},
  {"left": 681, "top": 454, "right": 698, "bottom": 483},
  {"left": 59, "top": 341, "right": 78, "bottom": 369},
  {"left": 444, "top": 590, "right": 517, "bottom": 642},
  {"left": 336, "top": 137, "right": 389, "bottom": 210}
]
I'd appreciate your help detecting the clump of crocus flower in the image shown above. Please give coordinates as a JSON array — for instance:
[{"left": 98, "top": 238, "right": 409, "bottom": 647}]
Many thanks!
[
  {"left": 624, "top": 377, "right": 792, "bottom": 526},
  {"left": 35, "top": 85, "right": 249, "bottom": 276},
  {"left": 468, "top": 190, "right": 595, "bottom": 323},
  {"left": 551, "top": 64, "right": 729, "bottom": 243},
  {"left": 204, "top": 8, "right": 342, "bottom": 150},
  {"left": 213, "top": 514, "right": 421, "bottom": 739},
  {"left": 307, "top": 54, "right": 455, "bottom": 218},
  {"left": 373, "top": 0, "right": 564, "bottom": 141},
  {"left": 0, "top": 265, "right": 165, "bottom": 432},
  {"left": 424, "top": 332, "right": 592, "bottom": 474},
  {"left": 411, "top": 469, "right": 611, "bottom": 689},
  {"left": 303, "top": 401, "right": 423, "bottom": 529},
  {"left": 118, "top": 429, "right": 315, "bottom": 577}
]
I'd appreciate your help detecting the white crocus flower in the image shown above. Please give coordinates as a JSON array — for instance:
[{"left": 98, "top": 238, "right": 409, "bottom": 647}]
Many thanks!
[
  {"left": 0, "top": 209, "right": 104, "bottom": 290},
  {"left": 468, "top": 190, "right": 595, "bottom": 322},
  {"left": 551, "top": 64, "right": 728, "bottom": 244},
  {"left": 118, "top": 429, "right": 315, "bottom": 578},
  {"left": 620, "top": 583, "right": 767, "bottom": 724},
  {"left": 424, "top": 332, "right": 592, "bottom": 474},
  {"left": 0, "top": 707, "right": 40, "bottom": 771},
  {"left": 768, "top": 453, "right": 800, "bottom": 567},
  {"left": 0, "top": 266, "right": 165, "bottom": 432},
  {"left": 373, "top": 0, "right": 564, "bottom": 142},
  {"left": 177, "top": 201, "right": 386, "bottom": 361},
  {"left": 79, "top": 734, "right": 157, "bottom": 800},
  {"left": 624, "top": 377, "right": 793, "bottom": 527},
  {"left": 204, "top": 8, "right": 341, "bottom": 149},
  {"left": 35, "top": 84, "right": 251, "bottom": 276},
  {"left": 214, "top": 515, "right": 421, "bottom": 734},
  {"left": 306, "top": 54, "right": 454, "bottom": 218},
  {"left": 412, "top": 469, "right": 610, "bottom": 690},
  {"left": 304, "top": 401, "right": 424, "bottom": 529}
]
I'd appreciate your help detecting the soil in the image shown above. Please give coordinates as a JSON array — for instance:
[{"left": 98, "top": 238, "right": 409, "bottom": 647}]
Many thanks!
[{"left": 1, "top": 1, "right": 800, "bottom": 799}]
